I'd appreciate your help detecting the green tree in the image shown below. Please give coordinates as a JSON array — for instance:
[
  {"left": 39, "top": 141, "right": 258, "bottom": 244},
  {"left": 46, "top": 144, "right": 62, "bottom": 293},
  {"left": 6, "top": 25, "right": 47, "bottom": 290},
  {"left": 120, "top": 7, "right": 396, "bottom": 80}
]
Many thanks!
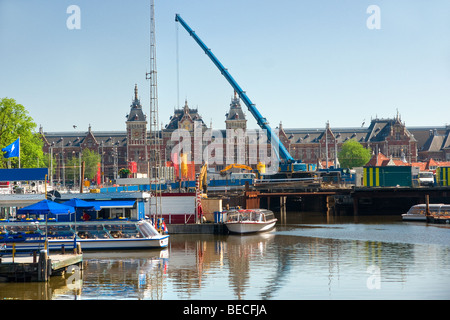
[
  {"left": 66, "top": 155, "right": 80, "bottom": 182},
  {"left": 82, "top": 148, "right": 100, "bottom": 180},
  {"left": 338, "top": 139, "right": 371, "bottom": 168},
  {"left": 42, "top": 152, "right": 57, "bottom": 178},
  {"left": 0, "top": 98, "right": 44, "bottom": 168}
]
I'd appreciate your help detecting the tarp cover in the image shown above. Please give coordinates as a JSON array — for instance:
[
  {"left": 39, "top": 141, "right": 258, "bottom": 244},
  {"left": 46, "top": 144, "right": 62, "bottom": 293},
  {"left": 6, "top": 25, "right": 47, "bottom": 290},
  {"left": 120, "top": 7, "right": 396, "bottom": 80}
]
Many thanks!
[
  {"left": 17, "top": 199, "right": 75, "bottom": 215},
  {"left": 63, "top": 198, "right": 101, "bottom": 211}
]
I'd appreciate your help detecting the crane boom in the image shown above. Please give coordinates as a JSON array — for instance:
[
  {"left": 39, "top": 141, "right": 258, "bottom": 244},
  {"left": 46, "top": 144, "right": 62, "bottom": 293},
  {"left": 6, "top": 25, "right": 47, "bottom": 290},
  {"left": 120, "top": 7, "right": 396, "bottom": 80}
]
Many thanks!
[{"left": 175, "top": 14, "right": 303, "bottom": 170}]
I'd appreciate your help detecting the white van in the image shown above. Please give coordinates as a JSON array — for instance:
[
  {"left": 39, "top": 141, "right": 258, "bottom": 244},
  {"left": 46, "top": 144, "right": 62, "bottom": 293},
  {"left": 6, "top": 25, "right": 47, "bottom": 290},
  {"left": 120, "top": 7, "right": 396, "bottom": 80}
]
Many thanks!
[{"left": 418, "top": 171, "right": 434, "bottom": 186}]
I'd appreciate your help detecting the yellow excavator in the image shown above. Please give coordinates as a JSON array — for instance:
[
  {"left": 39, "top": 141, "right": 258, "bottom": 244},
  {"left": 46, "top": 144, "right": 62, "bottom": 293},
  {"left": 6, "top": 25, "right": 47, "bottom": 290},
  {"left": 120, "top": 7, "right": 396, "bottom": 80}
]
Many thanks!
[
  {"left": 198, "top": 162, "right": 208, "bottom": 193},
  {"left": 219, "top": 164, "right": 253, "bottom": 176}
]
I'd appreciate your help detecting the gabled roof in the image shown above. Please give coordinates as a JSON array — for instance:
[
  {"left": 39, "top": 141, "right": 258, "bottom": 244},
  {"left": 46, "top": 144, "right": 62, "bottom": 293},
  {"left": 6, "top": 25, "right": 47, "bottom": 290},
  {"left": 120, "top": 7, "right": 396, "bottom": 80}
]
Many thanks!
[
  {"left": 366, "top": 152, "right": 390, "bottom": 166},
  {"left": 42, "top": 129, "right": 128, "bottom": 148},
  {"left": 284, "top": 127, "right": 367, "bottom": 144},
  {"left": 365, "top": 117, "right": 416, "bottom": 142},
  {"left": 365, "top": 119, "right": 390, "bottom": 142},
  {"left": 165, "top": 100, "right": 206, "bottom": 130},
  {"left": 421, "top": 129, "right": 450, "bottom": 152},
  {"left": 283, "top": 116, "right": 416, "bottom": 146}
]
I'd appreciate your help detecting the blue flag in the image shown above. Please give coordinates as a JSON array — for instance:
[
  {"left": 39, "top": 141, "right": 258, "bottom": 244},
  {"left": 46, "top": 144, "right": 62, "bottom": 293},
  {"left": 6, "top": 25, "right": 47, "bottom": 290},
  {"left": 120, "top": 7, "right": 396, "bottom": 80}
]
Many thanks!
[{"left": 2, "top": 138, "right": 20, "bottom": 158}]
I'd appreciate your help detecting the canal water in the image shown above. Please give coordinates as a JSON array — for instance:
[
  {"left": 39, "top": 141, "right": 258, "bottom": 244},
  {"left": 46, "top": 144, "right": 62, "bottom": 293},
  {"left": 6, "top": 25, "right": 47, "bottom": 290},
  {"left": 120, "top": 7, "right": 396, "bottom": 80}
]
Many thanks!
[{"left": 1, "top": 211, "right": 450, "bottom": 300}]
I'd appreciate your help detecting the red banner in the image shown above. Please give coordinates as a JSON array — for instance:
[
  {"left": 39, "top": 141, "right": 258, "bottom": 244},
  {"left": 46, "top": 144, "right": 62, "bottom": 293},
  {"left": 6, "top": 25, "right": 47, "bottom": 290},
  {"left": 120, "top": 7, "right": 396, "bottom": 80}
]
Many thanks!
[{"left": 128, "top": 161, "right": 137, "bottom": 173}]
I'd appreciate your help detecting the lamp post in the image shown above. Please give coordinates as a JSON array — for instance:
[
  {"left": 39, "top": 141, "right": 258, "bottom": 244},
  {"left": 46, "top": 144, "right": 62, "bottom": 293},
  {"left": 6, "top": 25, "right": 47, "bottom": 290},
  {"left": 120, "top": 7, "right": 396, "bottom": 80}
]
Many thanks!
[
  {"left": 72, "top": 150, "right": 77, "bottom": 188},
  {"left": 50, "top": 142, "right": 54, "bottom": 189},
  {"left": 61, "top": 137, "right": 65, "bottom": 189},
  {"left": 113, "top": 145, "right": 118, "bottom": 181},
  {"left": 79, "top": 151, "right": 82, "bottom": 189},
  {"left": 100, "top": 141, "right": 104, "bottom": 185}
]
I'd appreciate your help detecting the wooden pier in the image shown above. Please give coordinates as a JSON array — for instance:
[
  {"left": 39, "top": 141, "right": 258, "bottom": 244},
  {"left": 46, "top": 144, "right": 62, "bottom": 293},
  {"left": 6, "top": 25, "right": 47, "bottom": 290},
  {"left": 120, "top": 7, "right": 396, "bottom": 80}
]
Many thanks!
[
  {"left": 0, "top": 244, "right": 83, "bottom": 282},
  {"left": 216, "top": 186, "right": 450, "bottom": 216}
]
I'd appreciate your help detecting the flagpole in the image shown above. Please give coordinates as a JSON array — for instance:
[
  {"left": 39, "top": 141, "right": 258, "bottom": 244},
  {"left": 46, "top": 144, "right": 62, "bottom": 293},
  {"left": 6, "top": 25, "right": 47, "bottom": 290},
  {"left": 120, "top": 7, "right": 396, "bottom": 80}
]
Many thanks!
[{"left": 18, "top": 136, "right": 20, "bottom": 168}]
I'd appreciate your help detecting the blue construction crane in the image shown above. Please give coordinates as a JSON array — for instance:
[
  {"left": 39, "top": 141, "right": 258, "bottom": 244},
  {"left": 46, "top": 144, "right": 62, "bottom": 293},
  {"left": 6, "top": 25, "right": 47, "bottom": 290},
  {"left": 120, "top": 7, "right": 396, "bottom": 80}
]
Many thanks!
[{"left": 175, "top": 14, "right": 307, "bottom": 173}]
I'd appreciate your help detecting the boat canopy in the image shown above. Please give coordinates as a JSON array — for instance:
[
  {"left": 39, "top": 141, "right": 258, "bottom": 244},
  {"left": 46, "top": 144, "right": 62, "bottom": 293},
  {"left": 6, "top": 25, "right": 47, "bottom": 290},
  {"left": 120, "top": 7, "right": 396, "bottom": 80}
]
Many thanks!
[
  {"left": 226, "top": 209, "right": 275, "bottom": 222},
  {"left": 408, "top": 204, "right": 450, "bottom": 215},
  {"left": 17, "top": 200, "right": 75, "bottom": 215},
  {"left": 91, "top": 200, "right": 135, "bottom": 208}
]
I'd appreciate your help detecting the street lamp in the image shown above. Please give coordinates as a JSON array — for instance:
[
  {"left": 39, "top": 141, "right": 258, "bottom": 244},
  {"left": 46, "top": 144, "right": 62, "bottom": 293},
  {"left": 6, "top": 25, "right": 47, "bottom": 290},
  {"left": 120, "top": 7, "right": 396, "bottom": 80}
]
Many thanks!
[
  {"left": 61, "top": 137, "right": 65, "bottom": 189},
  {"left": 50, "top": 142, "right": 55, "bottom": 189},
  {"left": 100, "top": 141, "right": 104, "bottom": 185}
]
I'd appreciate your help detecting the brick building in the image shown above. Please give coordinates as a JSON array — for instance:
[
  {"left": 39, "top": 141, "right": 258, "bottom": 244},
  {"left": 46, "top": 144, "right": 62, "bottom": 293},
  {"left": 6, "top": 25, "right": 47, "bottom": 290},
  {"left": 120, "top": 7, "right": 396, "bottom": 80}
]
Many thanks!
[
  {"left": 279, "top": 113, "right": 418, "bottom": 168},
  {"left": 416, "top": 126, "right": 450, "bottom": 161},
  {"left": 40, "top": 86, "right": 446, "bottom": 185}
]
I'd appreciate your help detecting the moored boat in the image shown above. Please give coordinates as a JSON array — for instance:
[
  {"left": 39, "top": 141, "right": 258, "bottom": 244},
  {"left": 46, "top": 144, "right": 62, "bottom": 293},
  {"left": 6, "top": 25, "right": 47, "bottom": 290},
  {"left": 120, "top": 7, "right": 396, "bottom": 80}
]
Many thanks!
[
  {"left": 0, "top": 220, "right": 169, "bottom": 252},
  {"left": 225, "top": 209, "right": 277, "bottom": 234},
  {"left": 402, "top": 203, "right": 450, "bottom": 221}
]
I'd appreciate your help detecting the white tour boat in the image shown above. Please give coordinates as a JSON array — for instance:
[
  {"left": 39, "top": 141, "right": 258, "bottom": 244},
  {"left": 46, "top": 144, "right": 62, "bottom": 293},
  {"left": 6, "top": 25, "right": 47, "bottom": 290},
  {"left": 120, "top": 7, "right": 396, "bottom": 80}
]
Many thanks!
[
  {"left": 225, "top": 209, "right": 277, "bottom": 234},
  {"left": 402, "top": 203, "right": 450, "bottom": 221},
  {"left": 0, "top": 220, "right": 169, "bottom": 252}
]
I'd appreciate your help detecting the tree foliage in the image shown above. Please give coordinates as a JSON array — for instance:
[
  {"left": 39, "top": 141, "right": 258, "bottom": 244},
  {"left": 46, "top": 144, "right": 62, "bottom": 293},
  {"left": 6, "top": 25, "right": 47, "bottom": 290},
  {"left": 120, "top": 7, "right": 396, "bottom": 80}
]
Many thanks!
[
  {"left": 338, "top": 139, "right": 371, "bottom": 168},
  {"left": 82, "top": 148, "right": 101, "bottom": 180},
  {"left": 0, "top": 98, "right": 44, "bottom": 168},
  {"left": 66, "top": 155, "right": 80, "bottom": 181}
]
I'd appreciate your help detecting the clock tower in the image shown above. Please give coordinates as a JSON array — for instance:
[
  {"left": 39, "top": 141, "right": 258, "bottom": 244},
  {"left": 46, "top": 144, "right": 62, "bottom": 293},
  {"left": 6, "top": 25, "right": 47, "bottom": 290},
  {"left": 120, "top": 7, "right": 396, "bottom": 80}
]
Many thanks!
[{"left": 126, "top": 84, "right": 148, "bottom": 175}]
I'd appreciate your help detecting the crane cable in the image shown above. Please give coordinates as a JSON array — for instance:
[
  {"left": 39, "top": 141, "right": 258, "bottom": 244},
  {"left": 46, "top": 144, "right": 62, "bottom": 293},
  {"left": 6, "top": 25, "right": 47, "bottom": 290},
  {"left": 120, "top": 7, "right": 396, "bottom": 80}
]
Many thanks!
[{"left": 176, "top": 21, "right": 180, "bottom": 109}]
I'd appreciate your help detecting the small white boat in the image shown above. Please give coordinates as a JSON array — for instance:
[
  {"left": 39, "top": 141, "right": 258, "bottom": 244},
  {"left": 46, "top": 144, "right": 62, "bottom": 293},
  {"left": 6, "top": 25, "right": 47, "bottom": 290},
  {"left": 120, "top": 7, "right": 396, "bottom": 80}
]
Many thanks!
[
  {"left": 0, "top": 220, "right": 169, "bottom": 252},
  {"left": 225, "top": 209, "right": 277, "bottom": 234},
  {"left": 402, "top": 204, "right": 450, "bottom": 221}
]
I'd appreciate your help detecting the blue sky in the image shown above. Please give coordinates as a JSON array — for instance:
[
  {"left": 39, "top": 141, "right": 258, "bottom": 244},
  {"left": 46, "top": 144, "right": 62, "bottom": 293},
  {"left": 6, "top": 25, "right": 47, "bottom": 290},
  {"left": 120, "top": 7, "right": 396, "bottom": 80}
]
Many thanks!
[{"left": 1, "top": 0, "right": 449, "bottom": 133}]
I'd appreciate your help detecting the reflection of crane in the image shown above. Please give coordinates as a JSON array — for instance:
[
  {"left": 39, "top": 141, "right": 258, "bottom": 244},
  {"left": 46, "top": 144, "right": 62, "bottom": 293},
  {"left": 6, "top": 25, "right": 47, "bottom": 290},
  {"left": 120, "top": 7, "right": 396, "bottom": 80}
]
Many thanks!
[
  {"left": 220, "top": 164, "right": 253, "bottom": 176},
  {"left": 175, "top": 14, "right": 307, "bottom": 173},
  {"left": 260, "top": 244, "right": 295, "bottom": 300}
]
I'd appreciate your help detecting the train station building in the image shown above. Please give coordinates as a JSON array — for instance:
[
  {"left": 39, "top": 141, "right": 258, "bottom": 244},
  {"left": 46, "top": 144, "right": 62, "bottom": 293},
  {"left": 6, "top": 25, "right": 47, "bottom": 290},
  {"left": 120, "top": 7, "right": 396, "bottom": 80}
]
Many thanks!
[{"left": 39, "top": 86, "right": 450, "bottom": 184}]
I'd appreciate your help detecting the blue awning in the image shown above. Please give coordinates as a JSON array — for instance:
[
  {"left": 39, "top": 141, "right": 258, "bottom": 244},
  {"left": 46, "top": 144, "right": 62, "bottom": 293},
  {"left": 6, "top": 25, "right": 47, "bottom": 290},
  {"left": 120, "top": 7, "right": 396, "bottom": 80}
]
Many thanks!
[
  {"left": 17, "top": 199, "right": 75, "bottom": 215},
  {"left": 63, "top": 198, "right": 102, "bottom": 211},
  {"left": 91, "top": 200, "right": 136, "bottom": 209},
  {"left": 0, "top": 168, "right": 49, "bottom": 181}
]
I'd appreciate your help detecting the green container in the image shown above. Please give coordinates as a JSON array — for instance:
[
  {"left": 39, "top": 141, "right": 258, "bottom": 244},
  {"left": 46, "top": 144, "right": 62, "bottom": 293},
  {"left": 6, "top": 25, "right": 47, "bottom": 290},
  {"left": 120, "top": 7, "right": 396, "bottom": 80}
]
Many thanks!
[
  {"left": 363, "top": 166, "right": 414, "bottom": 187},
  {"left": 436, "top": 167, "right": 450, "bottom": 186}
]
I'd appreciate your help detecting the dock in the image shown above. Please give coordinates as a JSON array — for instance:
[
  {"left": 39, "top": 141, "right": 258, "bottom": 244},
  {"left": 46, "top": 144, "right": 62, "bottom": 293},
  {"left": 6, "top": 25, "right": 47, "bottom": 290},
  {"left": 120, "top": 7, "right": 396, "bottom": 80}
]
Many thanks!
[
  {"left": 249, "top": 186, "right": 450, "bottom": 216},
  {"left": 0, "top": 244, "right": 83, "bottom": 282}
]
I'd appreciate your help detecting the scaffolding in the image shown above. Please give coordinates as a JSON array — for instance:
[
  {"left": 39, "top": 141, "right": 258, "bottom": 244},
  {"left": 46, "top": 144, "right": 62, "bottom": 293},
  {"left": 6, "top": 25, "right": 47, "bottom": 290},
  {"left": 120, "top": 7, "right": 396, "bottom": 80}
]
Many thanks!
[{"left": 146, "top": 0, "right": 163, "bottom": 227}]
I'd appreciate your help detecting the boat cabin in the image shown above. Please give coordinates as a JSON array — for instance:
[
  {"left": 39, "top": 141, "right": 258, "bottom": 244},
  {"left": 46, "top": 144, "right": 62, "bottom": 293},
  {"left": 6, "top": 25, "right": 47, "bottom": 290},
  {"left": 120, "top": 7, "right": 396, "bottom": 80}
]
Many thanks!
[
  {"left": 227, "top": 209, "right": 275, "bottom": 223},
  {"left": 60, "top": 192, "right": 147, "bottom": 221},
  {"left": 0, "top": 192, "right": 148, "bottom": 222},
  {"left": 407, "top": 204, "right": 450, "bottom": 216},
  {"left": 0, "top": 220, "right": 146, "bottom": 242}
]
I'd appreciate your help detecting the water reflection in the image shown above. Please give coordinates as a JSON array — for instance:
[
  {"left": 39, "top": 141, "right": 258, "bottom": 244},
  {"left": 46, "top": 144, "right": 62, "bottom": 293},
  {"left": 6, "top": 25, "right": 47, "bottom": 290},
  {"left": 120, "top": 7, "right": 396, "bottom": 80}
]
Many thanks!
[
  {"left": 81, "top": 250, "right": 169, "bottom": 300},
  {"left": 225, "top": 233, "right": 275, "bottom": 299},
  {"left": 1, "top": 212, "right": 450, "bottom": 300},
  {"left": 165, "top": 233, "right": 276, "bottom": 300}
]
